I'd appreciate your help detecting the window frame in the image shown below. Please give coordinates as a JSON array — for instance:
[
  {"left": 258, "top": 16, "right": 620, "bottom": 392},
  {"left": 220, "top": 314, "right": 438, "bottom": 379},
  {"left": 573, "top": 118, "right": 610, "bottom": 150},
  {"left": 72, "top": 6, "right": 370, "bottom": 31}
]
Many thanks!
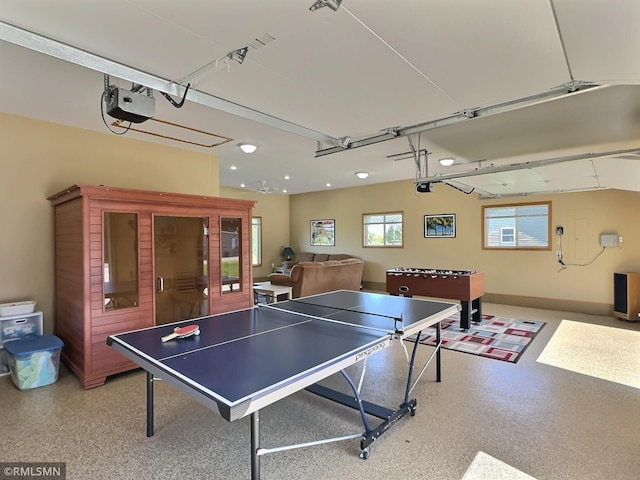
[
  {"left": 362, "top": 211, "right": 404, "bottom": 248},
  {"left": 482, "top": 201, "right": 551, "bottom": 251},
  {"left": 251, "top": 216, "right": 262, "bottom": 266}
]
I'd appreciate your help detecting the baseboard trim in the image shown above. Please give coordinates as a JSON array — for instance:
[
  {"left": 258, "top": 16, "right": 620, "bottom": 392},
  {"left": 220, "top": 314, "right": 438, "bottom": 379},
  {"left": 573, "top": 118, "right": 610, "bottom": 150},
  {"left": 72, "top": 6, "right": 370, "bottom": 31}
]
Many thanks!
[
  {"left": 362, "top": 281, "right": 612, "bottom": 317},
  {"left": 483, "top": 293, "right": 611, "bottom": 316}
]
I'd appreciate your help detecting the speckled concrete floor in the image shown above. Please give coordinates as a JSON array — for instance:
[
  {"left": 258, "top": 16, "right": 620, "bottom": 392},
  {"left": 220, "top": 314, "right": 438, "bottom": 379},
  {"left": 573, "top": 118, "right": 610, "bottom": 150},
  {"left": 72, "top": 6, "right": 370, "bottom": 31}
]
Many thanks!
[{"left": 1, "top": 303, "right": 639, "bottom": 480}]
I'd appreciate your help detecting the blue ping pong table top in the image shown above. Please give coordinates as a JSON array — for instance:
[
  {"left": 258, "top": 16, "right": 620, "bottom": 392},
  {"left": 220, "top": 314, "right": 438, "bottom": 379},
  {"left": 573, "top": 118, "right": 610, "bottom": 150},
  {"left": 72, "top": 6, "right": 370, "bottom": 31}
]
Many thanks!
[
  {"left": 107, "top": 290, "right": 457, "bottom": 421},
  {"left": 272, "top": 289, "right": 456, "bottom": 336}
]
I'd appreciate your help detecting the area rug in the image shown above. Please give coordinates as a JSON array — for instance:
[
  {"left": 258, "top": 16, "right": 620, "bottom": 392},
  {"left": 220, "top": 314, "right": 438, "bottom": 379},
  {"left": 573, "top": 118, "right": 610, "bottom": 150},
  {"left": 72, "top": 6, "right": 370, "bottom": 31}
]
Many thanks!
[{"left": 408, "top": 313, "right": 545, "bottom": 363}]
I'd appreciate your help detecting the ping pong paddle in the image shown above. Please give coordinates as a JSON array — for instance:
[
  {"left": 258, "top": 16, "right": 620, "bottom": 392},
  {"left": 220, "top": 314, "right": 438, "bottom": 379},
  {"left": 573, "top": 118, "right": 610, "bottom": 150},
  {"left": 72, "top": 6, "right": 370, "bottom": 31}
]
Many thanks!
[{"left": 161, "top": 324, "right": 200, "bottom": 342}]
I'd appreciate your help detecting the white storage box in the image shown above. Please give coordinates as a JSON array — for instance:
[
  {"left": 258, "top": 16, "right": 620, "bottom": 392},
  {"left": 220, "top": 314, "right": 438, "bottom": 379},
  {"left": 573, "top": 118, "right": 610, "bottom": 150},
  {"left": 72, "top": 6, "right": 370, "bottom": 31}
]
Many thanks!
[
  {"left": 0, "top": 301, "right": 36, "bottom": 317},
  {"left": 1, "top": 314, "right": 41, "bottom": 343}
]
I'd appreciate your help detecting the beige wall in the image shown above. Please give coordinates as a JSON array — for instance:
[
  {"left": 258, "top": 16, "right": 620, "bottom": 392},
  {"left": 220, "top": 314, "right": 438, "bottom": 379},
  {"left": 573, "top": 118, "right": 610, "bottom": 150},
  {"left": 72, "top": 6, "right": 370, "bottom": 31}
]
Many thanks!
[
  {"left": 289, "top": 180, "right": 640, "bottom": 315},
  {"left": 1, "top": 113, "right": 220, "bottom": 332}
]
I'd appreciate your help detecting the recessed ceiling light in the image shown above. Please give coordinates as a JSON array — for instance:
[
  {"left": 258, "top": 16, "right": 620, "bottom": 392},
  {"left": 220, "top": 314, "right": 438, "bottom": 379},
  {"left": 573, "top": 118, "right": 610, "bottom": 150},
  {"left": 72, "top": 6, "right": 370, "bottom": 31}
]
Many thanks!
[
  {"left": 240, "top": 183, "right": 246, "bottom": 188},
  {"left": 438, "top": 157, "right": 455, "bottom": 167},
  {"left": 283, "top": 175, "right": 290, "bottom": 180},
  {"left": 325, "top": 183, "right": 332, "bottom": 187},
  {"left": 282, "top": 189, "right": 288, "bottom": 193},
  {"left": 355, "top": 172, "right": 368, "bottom": 179},
  {"left": 230, "top": 165, "right": 237, "bottom": 170},
  {"left": 238, "top": 143, "right": 258, "bottom": 154}
]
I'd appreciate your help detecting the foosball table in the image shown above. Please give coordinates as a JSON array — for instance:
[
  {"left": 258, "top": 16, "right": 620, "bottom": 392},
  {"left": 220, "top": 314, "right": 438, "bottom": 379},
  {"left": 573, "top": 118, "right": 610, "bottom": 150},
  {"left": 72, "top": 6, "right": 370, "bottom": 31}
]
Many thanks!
[{"left": 386, "top": 268, "right": 485, "bottom": 330}]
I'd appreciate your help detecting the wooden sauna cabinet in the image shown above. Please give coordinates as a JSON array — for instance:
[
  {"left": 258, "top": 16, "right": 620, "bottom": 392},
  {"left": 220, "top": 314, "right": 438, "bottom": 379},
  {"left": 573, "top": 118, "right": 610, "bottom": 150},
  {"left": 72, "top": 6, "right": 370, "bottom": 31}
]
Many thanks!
[{"left": 48, "top": 184, "right": 255, "bottom": 388}]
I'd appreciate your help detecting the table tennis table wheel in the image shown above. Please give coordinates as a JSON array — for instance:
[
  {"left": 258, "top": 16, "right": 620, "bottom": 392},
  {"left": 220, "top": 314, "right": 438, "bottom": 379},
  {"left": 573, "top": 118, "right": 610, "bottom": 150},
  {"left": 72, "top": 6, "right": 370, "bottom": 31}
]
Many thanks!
[{"left": 359, "top": 447, "right": 370, "bottom": 460}]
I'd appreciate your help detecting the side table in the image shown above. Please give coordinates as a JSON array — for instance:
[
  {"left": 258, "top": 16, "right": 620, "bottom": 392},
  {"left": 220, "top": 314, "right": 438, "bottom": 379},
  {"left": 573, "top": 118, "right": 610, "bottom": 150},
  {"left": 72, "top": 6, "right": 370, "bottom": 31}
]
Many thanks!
[{"left": 253, "top": 282, "right": 293, "bottom": 304}]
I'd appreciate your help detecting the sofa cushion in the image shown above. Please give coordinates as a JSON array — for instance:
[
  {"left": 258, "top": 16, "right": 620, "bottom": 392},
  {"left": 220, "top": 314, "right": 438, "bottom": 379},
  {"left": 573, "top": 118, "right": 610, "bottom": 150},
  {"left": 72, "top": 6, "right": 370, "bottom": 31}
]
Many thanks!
[
  {"left": 319, "top": 260, "right": 340, "bottom": 265},
  {"left": 339, "top": 257, "right": 359, "bottom": 263},
  {"left": 327, "top": 254, "right": 353, "bottom": 261},
  {"left": 296, "top": 252, "right": 315, "bottom": 262},
  {"left": 313, "top": 254, "right": 329, "bottom": 262}
]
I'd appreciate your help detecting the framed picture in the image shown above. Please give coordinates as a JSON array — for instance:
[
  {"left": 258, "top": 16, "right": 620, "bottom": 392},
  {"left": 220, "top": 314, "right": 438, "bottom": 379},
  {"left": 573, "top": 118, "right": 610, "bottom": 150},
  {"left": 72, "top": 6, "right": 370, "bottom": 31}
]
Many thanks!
[
  {"left": 310, "top": 219, "right": 335, "bottom": 246},
  {"left": 424, "top": 214, "right": 456, "bottom": 238}
]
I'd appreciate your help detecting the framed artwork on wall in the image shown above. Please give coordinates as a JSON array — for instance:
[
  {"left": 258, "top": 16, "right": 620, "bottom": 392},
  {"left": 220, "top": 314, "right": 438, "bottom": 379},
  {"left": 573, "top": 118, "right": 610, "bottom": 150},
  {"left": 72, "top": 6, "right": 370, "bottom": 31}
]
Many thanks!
[
  {"left": 424, "top": 214, "right": 456, "bottom": 238},
  {"left": 310, "top": 219, "right": 335, "bottom": 246}
]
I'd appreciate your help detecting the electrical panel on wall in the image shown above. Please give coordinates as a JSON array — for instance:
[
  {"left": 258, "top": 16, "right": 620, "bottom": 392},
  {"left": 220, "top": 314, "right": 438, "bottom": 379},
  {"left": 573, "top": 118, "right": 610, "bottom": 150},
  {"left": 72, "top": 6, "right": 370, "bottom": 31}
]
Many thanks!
[{"left": 599, "top": 233, "right": 619, "bottom": 247}]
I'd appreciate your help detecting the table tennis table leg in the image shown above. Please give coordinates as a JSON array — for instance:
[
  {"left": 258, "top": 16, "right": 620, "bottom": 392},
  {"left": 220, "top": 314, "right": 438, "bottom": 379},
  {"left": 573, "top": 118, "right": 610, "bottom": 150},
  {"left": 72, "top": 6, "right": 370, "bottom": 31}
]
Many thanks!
[
  {"left": 250, "top": 411, "right": 260, "bottom": 480},
  {"left": 436, "top": 321, "right": 442, "bottom": 383},
  {"left": 401, "top": 321, "right": 441, "bottom": 406},
  {"left": 146, "top": 371, "right": 154, "bottom": 437},
  {"left": 403, "top": 330, "right": 421, "bottom": 405}
]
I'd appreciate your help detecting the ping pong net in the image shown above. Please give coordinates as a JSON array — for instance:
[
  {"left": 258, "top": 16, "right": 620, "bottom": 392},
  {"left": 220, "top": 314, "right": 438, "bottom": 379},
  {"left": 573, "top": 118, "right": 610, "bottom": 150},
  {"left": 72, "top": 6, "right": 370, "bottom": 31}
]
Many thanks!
[{"left": 260, "top": 297, "right": 405, "bottom": 335}]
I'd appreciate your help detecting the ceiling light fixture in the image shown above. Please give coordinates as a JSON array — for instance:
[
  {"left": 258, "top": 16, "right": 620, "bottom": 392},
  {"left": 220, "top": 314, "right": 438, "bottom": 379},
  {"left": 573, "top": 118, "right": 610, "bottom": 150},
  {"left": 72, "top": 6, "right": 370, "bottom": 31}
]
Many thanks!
[
  {"left": 283, "top": 175, "right": 290, "bottom": 180},
  {"left": 240, "top": 183, "right": 246, "bottom": 188},
  {"left": 230, "top": 165, "right": 237, "bottom": 170},
  {"left": 238, "top": 143, "right": 258, "bottom": 154},
  {"left": 326, "top": 183, "right": 332, "bottom": 187},
  {"left": 438, "top": 157, "right": 455, "bottom": 167},
  {"left": 355, "top": 172, "right": 369, "bottom": 179}
]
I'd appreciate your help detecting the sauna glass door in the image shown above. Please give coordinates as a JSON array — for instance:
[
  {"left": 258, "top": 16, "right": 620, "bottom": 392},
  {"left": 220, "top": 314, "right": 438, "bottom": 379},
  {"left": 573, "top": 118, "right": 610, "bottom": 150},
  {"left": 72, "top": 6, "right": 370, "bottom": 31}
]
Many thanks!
[
  {"left": 103, "top": 212, "right": 139, "bottom": 310},
  {"left": 221, "top": 217, "right": 241, "bottom": 293},
  {"left": 154, "top": 216, "right": 209, "bottom": 325}
]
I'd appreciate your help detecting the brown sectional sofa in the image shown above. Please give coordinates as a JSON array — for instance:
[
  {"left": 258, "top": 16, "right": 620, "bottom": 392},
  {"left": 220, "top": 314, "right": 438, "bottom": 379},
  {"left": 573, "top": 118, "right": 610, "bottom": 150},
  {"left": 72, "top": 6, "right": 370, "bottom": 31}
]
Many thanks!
[
  {"left": 268, "top": 257, "right": 364, "bottom": 299},
  {"left": 280, "top": 252, "right": 354, "bottom": 273}
]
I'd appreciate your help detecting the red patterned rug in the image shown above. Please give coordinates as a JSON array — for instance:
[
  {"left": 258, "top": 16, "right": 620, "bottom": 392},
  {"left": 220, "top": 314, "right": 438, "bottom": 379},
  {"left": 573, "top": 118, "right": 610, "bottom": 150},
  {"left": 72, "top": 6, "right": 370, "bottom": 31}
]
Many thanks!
[{"left": 408, "top": 313, "right": 545, "bottom": 363}]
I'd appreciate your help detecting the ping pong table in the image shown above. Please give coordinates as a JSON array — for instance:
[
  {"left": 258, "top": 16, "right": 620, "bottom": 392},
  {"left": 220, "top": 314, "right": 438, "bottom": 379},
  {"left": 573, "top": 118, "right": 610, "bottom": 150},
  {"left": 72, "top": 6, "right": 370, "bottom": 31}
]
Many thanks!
[{"left": 106, "top": 290, "right": 459, "bottom": 479}]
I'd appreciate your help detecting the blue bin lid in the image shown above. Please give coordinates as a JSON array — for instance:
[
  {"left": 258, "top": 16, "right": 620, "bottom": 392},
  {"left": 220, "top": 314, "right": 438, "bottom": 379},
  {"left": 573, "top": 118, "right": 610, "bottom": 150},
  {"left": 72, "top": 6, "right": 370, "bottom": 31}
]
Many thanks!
[{"left": 3, "top": 334, "right": 64, "bottom": 356}]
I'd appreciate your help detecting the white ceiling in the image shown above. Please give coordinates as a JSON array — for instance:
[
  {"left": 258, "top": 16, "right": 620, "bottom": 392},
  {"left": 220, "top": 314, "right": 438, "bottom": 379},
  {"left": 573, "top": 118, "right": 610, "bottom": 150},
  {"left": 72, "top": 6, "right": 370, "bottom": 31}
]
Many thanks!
[{"left": 2, "top": 0, "right": 640, "bottom": 196}]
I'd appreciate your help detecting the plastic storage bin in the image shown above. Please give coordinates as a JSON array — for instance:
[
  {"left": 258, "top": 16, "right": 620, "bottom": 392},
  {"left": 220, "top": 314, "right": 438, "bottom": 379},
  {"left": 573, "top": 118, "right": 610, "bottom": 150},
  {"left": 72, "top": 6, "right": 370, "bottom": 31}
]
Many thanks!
[
  {"left": 0, "top": 301, "right": 36, "bottom": 316},
  {"left": 0, "top": 311, "right": 43, "bottom": 377},
  {"left": 4, "top": 335, "right": 64, "bottom": 390},
  {"left": 0, "top": 348, "right": 8, "bottom": 375},
  {"left": 1, "top": 314, "right": 41, "bottom": 342}
]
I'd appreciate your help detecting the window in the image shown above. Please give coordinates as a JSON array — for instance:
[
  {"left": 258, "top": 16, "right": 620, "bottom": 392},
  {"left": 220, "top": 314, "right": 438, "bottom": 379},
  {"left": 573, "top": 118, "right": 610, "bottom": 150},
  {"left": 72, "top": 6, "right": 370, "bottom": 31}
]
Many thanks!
[
  {"left": 363, "top": 212, "right": 403, "bottom": 247},
  {"left": 483, "top": 202, "right": 550, "bottom": 249},
  {"left": 221, "top": 217, "right": 241, "bottom": 293},
  {"left": 251, "top": 217, "right": 262, "bottom": 266},
  {"left": 500, "top": 227, "right": 515, "bottom": 245}
]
